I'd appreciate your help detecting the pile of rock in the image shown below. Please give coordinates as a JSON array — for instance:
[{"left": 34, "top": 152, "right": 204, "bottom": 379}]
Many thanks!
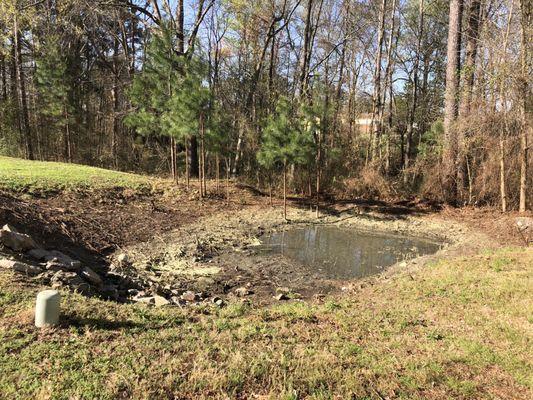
[
  {"left": 0, "top": 223, "right": 235, "bottom": 307},
  {"left": 0, "top": 224, "right": 105, "bottom": 297}
]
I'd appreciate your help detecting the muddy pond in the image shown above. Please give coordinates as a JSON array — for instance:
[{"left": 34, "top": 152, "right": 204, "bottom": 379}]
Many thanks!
[{"left": 257, "top": 226, "right": 442, "bottom": 280}]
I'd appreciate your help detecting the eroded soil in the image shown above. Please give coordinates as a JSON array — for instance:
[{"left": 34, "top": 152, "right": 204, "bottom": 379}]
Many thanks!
[{"left": 0, "top": 183, "right": 529, "bottom": 304}]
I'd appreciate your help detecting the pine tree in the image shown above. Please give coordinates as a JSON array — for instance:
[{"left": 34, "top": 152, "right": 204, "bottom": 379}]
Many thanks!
[
  {"left": 35, "top": 36, "right": 73, "bottom": 162},
  {"left": 125, "top": 26, "right": 210, "bottom": 186},
  {"left": 258, "top": 97, "right": 315, "bottom": 219}
]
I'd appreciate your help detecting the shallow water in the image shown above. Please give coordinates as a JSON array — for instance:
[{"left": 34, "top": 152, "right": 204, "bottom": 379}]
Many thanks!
[{"left": 258, "top": 226, "right": 442, "bottom": 279}]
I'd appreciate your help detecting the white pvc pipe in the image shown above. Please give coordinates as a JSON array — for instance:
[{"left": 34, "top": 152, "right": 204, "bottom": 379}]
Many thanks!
[{"left": 35, "top": 290, "right": 60, "bottom": 328}]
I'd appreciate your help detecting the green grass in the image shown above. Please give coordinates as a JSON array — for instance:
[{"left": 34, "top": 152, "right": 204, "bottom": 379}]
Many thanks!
[
  {"left": 0, "top": 156, "right": 154, "bottom": 193},
  {"left": 0, "top": 247, "right": 531, "bottom": 399}
]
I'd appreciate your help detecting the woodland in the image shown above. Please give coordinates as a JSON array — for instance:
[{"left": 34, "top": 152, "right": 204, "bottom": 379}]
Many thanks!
[{"left": 0, "top": 0, "right": 530, "bottom": 211}]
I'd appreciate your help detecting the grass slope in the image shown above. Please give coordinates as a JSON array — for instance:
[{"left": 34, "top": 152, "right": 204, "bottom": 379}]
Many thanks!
[
  {"left": 0, "top": 156, "right": 153, "bottom": 193},
  {"left": 0, "top": 247, "right": 531, "bottom": 399}
]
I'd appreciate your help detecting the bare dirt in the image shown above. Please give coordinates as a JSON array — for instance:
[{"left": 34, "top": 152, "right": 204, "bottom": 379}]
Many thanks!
[{"left": 1, "top": 183, "right": 529, "bottom": 304}]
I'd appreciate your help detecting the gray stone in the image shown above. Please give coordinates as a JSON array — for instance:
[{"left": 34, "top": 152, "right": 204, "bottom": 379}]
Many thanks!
[
  {"left": 235, "top": 287, "right": 252, "bottom": 297},
  {"left": 0, "top": 259, "right": 17, "bottom": 269},
  {"left": 44, "top": 251, "right": 80, "bottom": 269},
  {"left": 132, "top": 295, "right": 169, "bottom": 306},
  {"left": 101, "top": 285, "right": 119, "bottom": 300},
  {"left": 274, "top": 293, "right": 289, "bottom": 301},
  {"left": 133, "top": 296, "right": 155, "bottom": 305},
  {"left": 79, "top": 266, "right": 103, "bottom": 286},
  {"left": 170, "top": 296, "right": 184, "bottom": 306},
  {"left": 212, "top": 296, "right": 225, "bottom": 307},
  {"left": 27, "top": 248, "right": 51, "bottom": 261},
  {"left": 0, "top": 224, "right": 37, "bottom": 252},
  {"left": 44, "top": 260, "right": 67, "bottom": 272},
  {"left": 116, "top": 253, "right": 131, "bottom": 264},
  {"left": 516, "top": 217, "right": 533, "bottom": 232},
  {"left": 13, "top": 262, "right": 43, "bottom": 276},
  {"left": 181, "top": 290, "right": 199, "bottom": 302},
  {"left": 0, "top": 258, "right": 42, "bottom": 275},
  {"left": 51, "top": 270, "right": 90, "bottom": 293},
  {"left": 153, "top": 295, "right": 170, "bottom": 306}
]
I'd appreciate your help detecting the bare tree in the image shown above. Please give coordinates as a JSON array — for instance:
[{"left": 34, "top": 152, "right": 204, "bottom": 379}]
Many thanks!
[{"left": 442, "top": 0, "right": 464, "bottom": 200}]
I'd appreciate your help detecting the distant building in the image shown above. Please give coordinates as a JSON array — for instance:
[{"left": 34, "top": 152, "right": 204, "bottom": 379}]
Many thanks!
[{"left": 355, "top": 113, "right": 373, "bottom": 134}]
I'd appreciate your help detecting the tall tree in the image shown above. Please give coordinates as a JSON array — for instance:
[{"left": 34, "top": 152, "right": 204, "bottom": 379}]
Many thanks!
[
  {"left": 442, "top": 0, "right": 464, "bottom": 200},
  {"left": 519, "top": 0, "right": 531, "bottom": 212}
]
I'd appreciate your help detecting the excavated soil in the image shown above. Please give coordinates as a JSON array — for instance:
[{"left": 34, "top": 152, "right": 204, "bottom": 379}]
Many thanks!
[{"left": 0, "top": 184, "right": 529, "bottom": 303}]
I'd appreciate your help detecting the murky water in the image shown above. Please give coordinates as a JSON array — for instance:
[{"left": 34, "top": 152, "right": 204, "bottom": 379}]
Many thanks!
[{"left": 258, "top": 226, "right": 442, "bottom": 279}]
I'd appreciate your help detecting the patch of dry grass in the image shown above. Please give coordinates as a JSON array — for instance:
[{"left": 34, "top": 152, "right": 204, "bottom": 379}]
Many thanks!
[{"left": 0, "top": 247, "right": 531, "bottom": 399}]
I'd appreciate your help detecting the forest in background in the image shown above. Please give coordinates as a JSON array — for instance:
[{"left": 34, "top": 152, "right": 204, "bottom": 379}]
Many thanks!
[{"left": 0, "top": 0, "right": 530, "bottom": 211}]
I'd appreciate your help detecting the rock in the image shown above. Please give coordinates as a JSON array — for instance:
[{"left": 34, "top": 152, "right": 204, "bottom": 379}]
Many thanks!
[
  {"left": 153, "top": 295, "right": 170, "bottom": 306},
  {"left": 274, "top": 293, "right": 289, "bottom": 301},
  {"left": 170, "top": 296, "right": 184, "bottom": 306},
  {"left": 0, "top": 224, "right": 37, "bottom": 252},
  {"left": 13, "top": 262, "right": 43, "bottom": 276},
  {"left": 212, "top": 296, "right": 225, "bottom": 307},
  {"left": 235, "top": 287, "right": 252, "bottom": 297},
  {"left": 116, "top": 253, "right": 131, "bottom": 265},
  {"left": 181, "top": 290, "right": 199, "bottom": 302},
  {"left": 133, "top": 295, "right": 170, "bottom": 306},
  {"left": 100, "top": 284, "right": 119, "bottom": 300},
  {"left": 79, "top": 266, "right": 103, "bottom": 286},
  {"left": 133, "top": 296, "right": 155, "bottom": 305},
  {"left": 27, "top": 248, "right": 50, "bottom": 261},
  {"left": 45, "top": 260, "right": 68, "bottom": 272},
  {"left": 516, "top": 217, "right": 533, "bottom": 232},
  {"left": 0, "top": 259, "right": 42, "bottom": 275},
  {"left": 51, "top": 270, "right": 90, "bottom": 293},
  {"left": 44, "top": 251, "right": 81, "bottom": 270},
  {"left": 0, "top": 259, "right": 16, "bottom": 269}
]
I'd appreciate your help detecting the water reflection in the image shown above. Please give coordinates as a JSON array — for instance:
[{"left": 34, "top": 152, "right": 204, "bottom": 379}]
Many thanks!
[{"left": 258, "top": 226, "right": 441, "bottom": 279}]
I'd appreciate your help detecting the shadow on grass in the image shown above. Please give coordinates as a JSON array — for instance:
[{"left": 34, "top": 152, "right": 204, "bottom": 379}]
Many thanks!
[
  {"left": 60, "top": 315, "right": 144, "bottom": 330},
  {"left": 60, "top": 313, "right": 186, "bottom": 331}
]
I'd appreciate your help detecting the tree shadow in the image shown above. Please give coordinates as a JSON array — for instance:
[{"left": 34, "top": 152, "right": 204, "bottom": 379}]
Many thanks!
[
  {"left": 60, "top": 313, "right": 186, "bottom": 331},
  {"left": 60, "top": 315, "right": 144, "bottom": 330},
  {"left": 290, "top": 196, "right": 442, "bottom": 220}
]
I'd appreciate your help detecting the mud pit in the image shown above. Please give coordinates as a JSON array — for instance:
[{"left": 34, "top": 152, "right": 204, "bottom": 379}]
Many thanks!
[
  {"left": 122, "top": 205, "right": 484, "bottom": 304},
  {"left": 257, "top": 226, "right": 442, "bottom": 280}
]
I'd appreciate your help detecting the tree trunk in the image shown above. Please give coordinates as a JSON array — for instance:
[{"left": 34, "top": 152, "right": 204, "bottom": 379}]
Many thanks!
[
  {"left": 216, "top": 154, "right": 220, "bottom": 194},
  {"left": 381, "top": 0, "right": 398, "bottom": 175},
  {"left": 0, "top": 53, "right": 6, "bottom": 101},
  {"left": 64, "top": 104, "right": 72, "bottom": 163},
  {"left": 498, "top": 2, "right": 515, "bottom": 213},
  {"left": 404, "top": 0, "right": 424, "bottom": 182},
  {"left": 519, "top": 0, "right": 531, "bottom": 212},
  {"left": 283, "top": 159, "right": 287, "bottom": 220},
  {"left": 457, "top": 0, "right": 481, "bottom": 202},
  {"left": 269, "top": 175, "right": 273, "bottom": 206},
  {"left": 442, "top": 0, "right": 464, "bottom": 201},
  {"left": 185, "top": 140, "right": 190, "bottom": 190},
  {"left": 13, "top": 14, "right": 34, "bottom": 160},
  {"left": 299, "top": 0, "right": 314, "bottom": 98},
  {"left": 499, "top": 131, "right": 507, "bottom": 212},
  {"left": 370, "top": 0, "right": 387, "bottom": 161},
  {"left": 225, "top": 157, "right": 230, "bottom": 203}
]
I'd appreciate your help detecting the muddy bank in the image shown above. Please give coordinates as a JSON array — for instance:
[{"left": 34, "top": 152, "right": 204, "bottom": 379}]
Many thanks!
[
  {"left": 119, "top": 204, "right": 494, "bottom": 304},
  {"left": 2, "top": 183, "right": 522, "bottom": 306}
]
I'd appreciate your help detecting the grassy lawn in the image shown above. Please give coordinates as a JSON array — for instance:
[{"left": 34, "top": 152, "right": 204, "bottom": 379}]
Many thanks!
[
  {"left": 0, "top": 247, "right": 531, "bottom": 399},
  {"left": 0, "top": 156, "right": 154, "bottom": 193}
]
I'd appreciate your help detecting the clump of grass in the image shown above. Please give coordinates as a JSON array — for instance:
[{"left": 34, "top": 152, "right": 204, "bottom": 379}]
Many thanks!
[
  {"left": 0, "top": 156, "right": 154, "bottom": 193},
  {"left": 0, "top": 247, "right": 531, "bottom": 399}
]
